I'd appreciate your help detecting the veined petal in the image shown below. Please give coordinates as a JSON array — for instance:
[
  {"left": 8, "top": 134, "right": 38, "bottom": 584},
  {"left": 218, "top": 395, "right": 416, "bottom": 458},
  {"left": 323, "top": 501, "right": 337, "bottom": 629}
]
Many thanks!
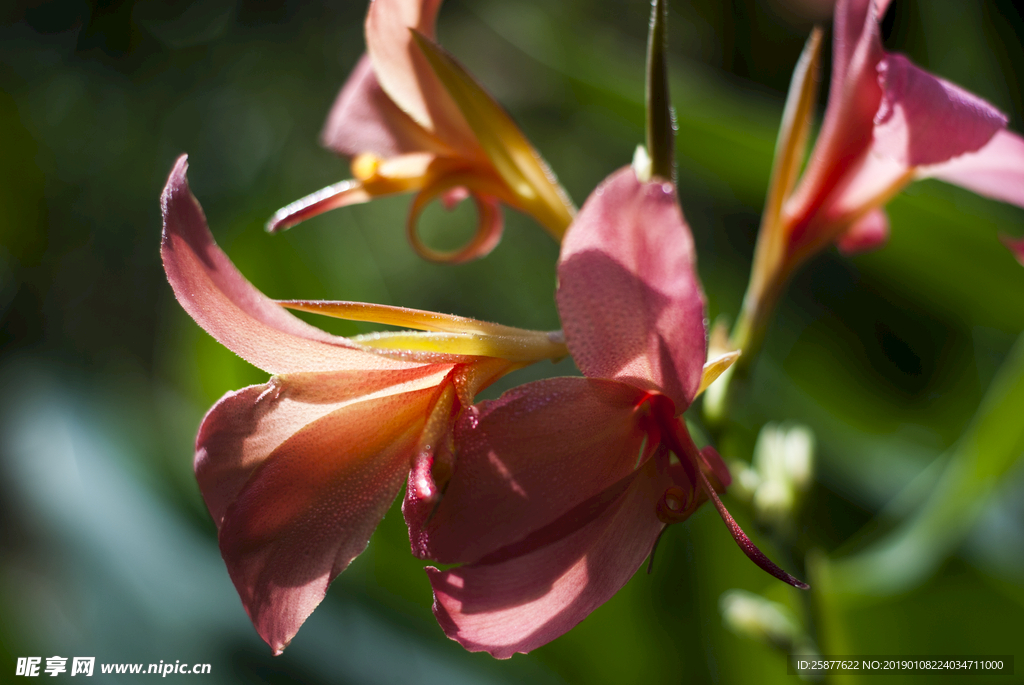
[
  {"left": 919, "top": 129, "right": 1024, "bottom": 209},
  {"left": 556, "top": 167, "right": 706, "bottom": 409},
  {"left": 321, "top": 54, "right": 447, "bottom": 159},
  {"left": 412, "top": 31, "right": 576, "bottom": 240},
  {"left": 837, "top": 207, "right": 889, "bottom": 254},
  {"left": 365, "top": 0, "right": 479, "bottom": 155},
  {"left": 427, "top": 457, "right": 670, "bottom": 659},
  {"left": 161, "top": 156, "right": 413, "bottom": 375},
  {"left": 874, "top": 53, "right": 1007, "bottom": 167},
  {"left": 214, "top": 385, "right": 445, "bottom": 654},
  {"left": 408, "top": 377, "right": 651, "bottom": 564},
  {"left": 195, "top": 366, "right": 454, "bottom": 526}
]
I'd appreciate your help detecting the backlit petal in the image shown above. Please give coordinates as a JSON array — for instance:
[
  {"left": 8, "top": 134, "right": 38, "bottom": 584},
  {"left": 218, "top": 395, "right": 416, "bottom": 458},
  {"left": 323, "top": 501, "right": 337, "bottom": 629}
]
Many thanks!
[
  {"left": 427, "top": 458, "right": 670, "bottom": 659},
  {"left": 161, "top": 156, "right": 411, "bottom": 375},
  {"left": 195, "top": 367, "right": 454, "bottom": 527},
  {"left": 412, "top": 32, "right": 576, "bottom": 240},
  {"left": 556, "top": 167, "right": 706, "bottom": 409},
  {"left": 213, "top": 385, "right": 444, "bottom": 654},
  {"left": 920, "top": 129, "right": 1024, "bottom": 209},
  {"left": 408, "top": 377, "right": 650, "bottom": 564},
  {"left": 874, "top": 54, "right": 1007, "bottom": 167},
  {"left": 365, "top": 0, "right": 479, "bottom": 155},
  {"left": 321, "top": 54, "right": 446, "bottom": 159}
]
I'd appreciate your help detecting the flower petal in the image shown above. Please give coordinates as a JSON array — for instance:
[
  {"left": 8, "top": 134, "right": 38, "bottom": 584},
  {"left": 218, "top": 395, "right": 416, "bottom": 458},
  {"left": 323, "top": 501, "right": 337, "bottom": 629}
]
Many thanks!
[
  {"left": 411, "top": 31, "right": 576, "bottom": 240},
  {"left": 210, "top": 383, "right": 444, "bottom": 654},
  {"left": 873, "top": 54, "right": 1007, "bottom": 167},
  {"left": 784, "top": 0, "right": 885, "bottom": 227},
  {"left": 365, "top": 0, "right": 479, "bottom": 155},
  {"left": 837, "top": 207, "right": 890, "bottom": 254},
  {"left": 426, "top": 457, "right": 670, "bottom": 659},
  {"left": 321, "top": 54, "right": 447, "bottom": 159},
  {"left": 919, "top": 129, "right": 1024, "bottom": 209},
  {"left": 195, "top": 367, "right": 454, "bottom": 527},
  {"left": 265, "top": 180, "right": 372, "bottom": 234},
  {"left": 407, "top": 377, "right": 650, "bottom": 564},
  {"left": 161, "top": 156, "right": 411, "bottom": 374},
  {"left": 556, "top": 167, "right": 706, "bottom": 409}
]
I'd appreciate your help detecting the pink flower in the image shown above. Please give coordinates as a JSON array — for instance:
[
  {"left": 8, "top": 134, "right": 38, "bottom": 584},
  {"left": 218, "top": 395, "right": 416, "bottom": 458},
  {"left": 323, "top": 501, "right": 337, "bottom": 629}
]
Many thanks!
[
  {"left": 735, "top": 0, "right": 1024, "bottom": 358},
  {"left": 267, "top": 0, "right": 575, "bottom": 263},
  {"left": 161, "top": 155, "right": 567, "bottom": 654},
  {"left": 406, "top": 167, "right": 806, "bottom": 659}
]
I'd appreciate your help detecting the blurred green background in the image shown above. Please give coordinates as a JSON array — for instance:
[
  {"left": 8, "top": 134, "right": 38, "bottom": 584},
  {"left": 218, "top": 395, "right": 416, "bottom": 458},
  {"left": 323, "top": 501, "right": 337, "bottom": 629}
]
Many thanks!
[{"left": 2, "top": 0, "right": 1023, "bottom": 682}]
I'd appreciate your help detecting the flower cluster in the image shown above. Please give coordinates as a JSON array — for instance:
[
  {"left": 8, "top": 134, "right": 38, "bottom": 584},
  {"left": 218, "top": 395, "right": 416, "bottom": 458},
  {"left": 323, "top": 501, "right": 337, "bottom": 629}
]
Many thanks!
[{"left": 162, "top": 0, "right": 1023, "bottom": 660}]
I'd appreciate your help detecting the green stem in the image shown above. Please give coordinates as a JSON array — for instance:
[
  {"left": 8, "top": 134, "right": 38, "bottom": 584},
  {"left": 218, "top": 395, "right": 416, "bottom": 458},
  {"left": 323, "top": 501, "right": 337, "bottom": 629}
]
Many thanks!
[{"left": 646, "top": 0, "right": 674, "bottom": 182}]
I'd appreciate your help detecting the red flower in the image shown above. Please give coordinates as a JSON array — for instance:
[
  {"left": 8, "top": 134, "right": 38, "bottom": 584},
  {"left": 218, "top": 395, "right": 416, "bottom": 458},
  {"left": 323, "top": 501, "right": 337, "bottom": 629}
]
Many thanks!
[
  {"left": 408, "top": 168, "right": 805, "bottom": 658},
  {"left": 267, "top": 0, "right": 575, "bottom": 262},
  {"left": 161, "top": 155, "right": 566, "bottom": 654},
  {"left": 737, "top": 0, "right": 1024, "bottom": 357}
]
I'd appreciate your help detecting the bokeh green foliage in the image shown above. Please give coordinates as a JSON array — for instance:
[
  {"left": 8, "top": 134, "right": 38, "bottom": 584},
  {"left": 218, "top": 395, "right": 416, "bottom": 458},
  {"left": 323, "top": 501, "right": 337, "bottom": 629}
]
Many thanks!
[{"left": 1, "top": 0, "right": 1022, "bottom": 683}]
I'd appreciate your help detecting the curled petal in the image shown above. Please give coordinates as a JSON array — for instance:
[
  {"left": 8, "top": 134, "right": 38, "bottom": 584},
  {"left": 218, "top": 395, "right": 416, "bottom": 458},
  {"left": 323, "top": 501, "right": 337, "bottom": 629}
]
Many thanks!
[
  {"left": 365, "top": 0, "right": 478, "bottom": 155},
  {"left": 408, "top": 377, "right": 651, "bottom": 564},
  {"left": 407, "top": 171, "right": 507, "bottom": 263},
  {"left": 427, "top": 458, "right": 670, "bottom": 659},
  {"left": 209, "top": 384, "right": 446, "bottom": 654},
  {"left": 321, "top": 54, "right": 446, "bottom": 159},
  {"left": 557, "top": 167, "right": 706, "bottom": 409},
  {"left": 161, "top": 156, "right": 406, "bottom": 375},
  {"left": 266, "top": 180, "right": 372, "bottom": 234},
  {"left": 874, "top": 54, "right": 1007, "bottom": 168},
  {"left": 837, "top": 207, "right": 890, "bottom": 254},
  {"left": 267, "top": 153, "right": 435, "bottom": 234},
  {"left": 920, "top": 129, "right": 1024, "bottom": 209}
]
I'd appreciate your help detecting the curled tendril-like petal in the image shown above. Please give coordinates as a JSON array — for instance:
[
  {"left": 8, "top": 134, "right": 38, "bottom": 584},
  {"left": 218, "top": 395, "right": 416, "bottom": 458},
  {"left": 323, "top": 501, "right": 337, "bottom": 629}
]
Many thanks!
[
  {"left": 407, "top": 171, "right": 507, "bottom": 264},
  {"left": 656, "top": 485, "right": 692, "bottom": 524}
]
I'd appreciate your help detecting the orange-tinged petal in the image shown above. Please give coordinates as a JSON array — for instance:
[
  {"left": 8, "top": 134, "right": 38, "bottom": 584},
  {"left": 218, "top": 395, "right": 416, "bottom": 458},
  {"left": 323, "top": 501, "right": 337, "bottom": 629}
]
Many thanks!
[
  {"left": 412, "top": 31, "right": 576, "bottom": 240},
  {"left": 211, "top": 384, "right": 446, "bottom": 654},
  {"left": 365, "top": 0, "right": 478, "bottom": 155},
  {"left": 195, "top": 366, "right": 455, "bottom": 526},
  {"left": 161, "top": 156, "right": 418, "bottom": 375}
]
